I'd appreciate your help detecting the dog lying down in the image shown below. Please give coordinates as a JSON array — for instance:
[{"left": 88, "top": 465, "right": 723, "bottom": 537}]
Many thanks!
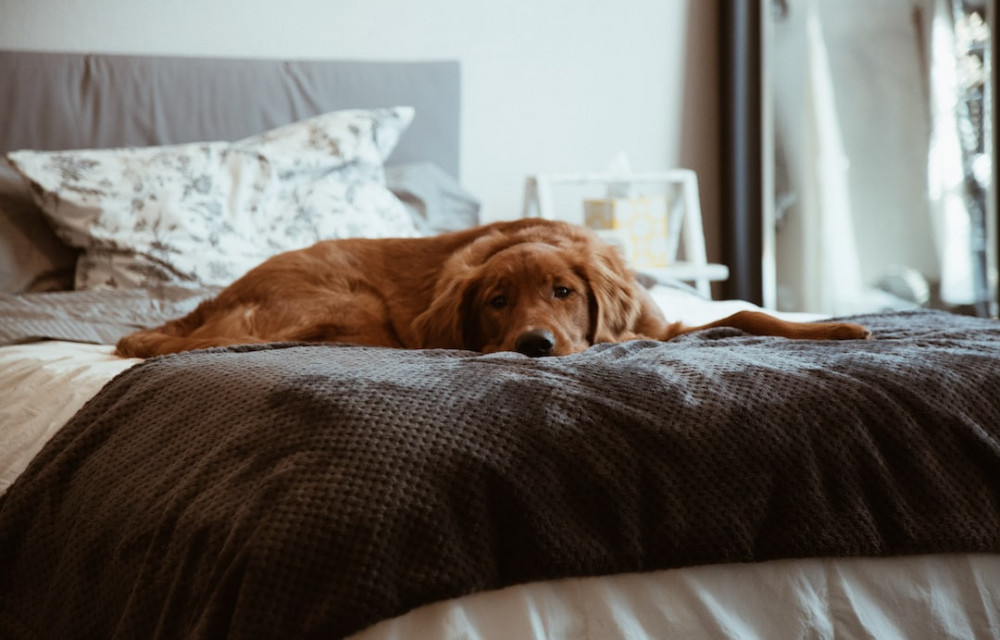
[{"left": 115, "top": 218, "right": 871, "bottom": 358}]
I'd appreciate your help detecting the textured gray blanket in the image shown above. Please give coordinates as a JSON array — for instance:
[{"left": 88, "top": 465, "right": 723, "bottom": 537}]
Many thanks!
[{"left": 1, "top": 309, "right": 1000, "bottom": 639}]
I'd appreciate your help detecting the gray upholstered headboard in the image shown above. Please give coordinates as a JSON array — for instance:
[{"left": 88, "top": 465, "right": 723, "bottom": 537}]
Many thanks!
[
  {"left": 0, "top": 50, "right": 462, "bottom": 292},
  {"left": 0, "top": 50, "right": 459, "bottom": 176}
]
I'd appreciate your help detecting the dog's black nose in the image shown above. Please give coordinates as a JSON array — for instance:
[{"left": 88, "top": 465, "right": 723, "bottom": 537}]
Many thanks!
[{"left": 515, "top": 328, "right": 556, "bottom": 357}]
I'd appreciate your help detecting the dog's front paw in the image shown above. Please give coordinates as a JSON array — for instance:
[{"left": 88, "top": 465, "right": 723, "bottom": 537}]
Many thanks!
[{"left": 829, "top": 323, "right": 872, "bottom": 340}]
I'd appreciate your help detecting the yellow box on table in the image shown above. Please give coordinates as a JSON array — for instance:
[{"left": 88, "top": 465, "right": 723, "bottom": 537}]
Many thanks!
[{"left": 583, "top": 195, "right": 670, "bottom": 268}]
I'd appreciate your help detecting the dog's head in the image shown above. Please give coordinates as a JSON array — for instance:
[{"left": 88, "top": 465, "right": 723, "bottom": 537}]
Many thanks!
[{"left": 411, "top": 221, "right": 643, "bottom": 357}]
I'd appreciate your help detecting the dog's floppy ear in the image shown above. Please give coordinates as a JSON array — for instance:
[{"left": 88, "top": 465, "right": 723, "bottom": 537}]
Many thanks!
[
  {"left": 412, "top": 230, "right": 512, "bottom": 350},
  {"left": 578, "top": 241, "right": 642, "bottom": 344},
  {"left": 411, "top": 273, "right": 478, "bottom": 350}
]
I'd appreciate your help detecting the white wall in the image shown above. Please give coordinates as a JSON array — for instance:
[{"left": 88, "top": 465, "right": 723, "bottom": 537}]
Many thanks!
[{"left": 0, "top": 0, "right": 720, "bottom": 259}]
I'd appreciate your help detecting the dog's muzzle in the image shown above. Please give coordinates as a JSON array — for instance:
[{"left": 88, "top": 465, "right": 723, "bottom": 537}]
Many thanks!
[{"left": 515, "top": 328, "right": 556, "bottom": 357}]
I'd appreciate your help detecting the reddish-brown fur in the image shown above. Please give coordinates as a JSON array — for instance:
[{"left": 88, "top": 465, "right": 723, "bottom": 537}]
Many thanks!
[{"left": 115, "top": 218, "right": 870, "bottom": 358}]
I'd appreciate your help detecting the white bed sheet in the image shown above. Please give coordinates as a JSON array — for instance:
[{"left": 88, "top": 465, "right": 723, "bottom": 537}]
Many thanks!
[
  {"left": 352, "top": 554, "right": 1000, "bottom": 640},
  {"left": 646, "top": 283, "right": 827, "bottom": 326},
  {"left": 3, "top": 289, "right": 997, "bottom": 640},
  {"left": 0, "top": 341, "right": 139, "bottom": 493}
]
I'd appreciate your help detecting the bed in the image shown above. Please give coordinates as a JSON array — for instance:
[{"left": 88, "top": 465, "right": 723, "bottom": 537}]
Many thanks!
[{"left": 1, "top": 49, "right": 1000, "bottom": 640}]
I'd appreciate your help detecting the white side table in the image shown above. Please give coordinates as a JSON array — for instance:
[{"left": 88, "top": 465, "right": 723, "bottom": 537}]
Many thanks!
[{"left": 522, "top": 170, "right": 728, "bottom": 298}]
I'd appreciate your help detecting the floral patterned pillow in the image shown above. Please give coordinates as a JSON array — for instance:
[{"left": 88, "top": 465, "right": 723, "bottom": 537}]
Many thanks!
[{"left": 7, "top": 106, "right": 419, "bottom": 290}]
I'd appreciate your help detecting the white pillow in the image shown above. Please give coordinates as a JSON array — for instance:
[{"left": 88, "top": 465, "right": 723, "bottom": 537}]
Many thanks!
[{"left": 7, "top": 106, "right": 418, "bottom": 290}]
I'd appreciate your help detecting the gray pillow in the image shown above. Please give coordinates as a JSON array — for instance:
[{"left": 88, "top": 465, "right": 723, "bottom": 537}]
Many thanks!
[
  {"left": 0, "top": 162, "right": 76, "bottom": 293},
  {"left": 386, "top": 162, "right": 480, "bottom": 233}
]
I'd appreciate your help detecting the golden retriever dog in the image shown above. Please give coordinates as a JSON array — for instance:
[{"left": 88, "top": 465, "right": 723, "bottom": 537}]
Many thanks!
[{"left": 115, "top": 218, "right": 870, "bottom": 358}]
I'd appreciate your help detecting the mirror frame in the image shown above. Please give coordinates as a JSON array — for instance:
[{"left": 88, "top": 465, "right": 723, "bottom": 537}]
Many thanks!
[{"left": 720, "top": 0, "right": 765, "bottom": 305}]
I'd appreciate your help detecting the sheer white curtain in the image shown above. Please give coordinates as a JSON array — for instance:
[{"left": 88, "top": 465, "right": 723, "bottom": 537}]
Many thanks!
[
  {"left": 927, "top": 0, "right": 977, "bottom": 306},
  {"left": 798, "top": 0, "right": 865, "bottom": 315},
  {"left": 771, "top": 0, "right": 864, "bottom": 316}
]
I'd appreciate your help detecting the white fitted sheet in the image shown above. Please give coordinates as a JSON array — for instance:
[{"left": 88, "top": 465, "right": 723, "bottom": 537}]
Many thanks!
[
  {"left": 0, "top": 341, "right": 138, "bottom": 493},
  {"left": 351, "top": 554, "right": 1000, "bottom": 640}
]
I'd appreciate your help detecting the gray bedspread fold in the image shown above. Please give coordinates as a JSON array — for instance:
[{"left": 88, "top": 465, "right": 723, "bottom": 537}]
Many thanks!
[{"left": 0, "top": 287, "right": 217, "bottom": 345}]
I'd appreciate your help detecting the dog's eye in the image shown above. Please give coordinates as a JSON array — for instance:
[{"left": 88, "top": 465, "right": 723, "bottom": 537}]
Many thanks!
[
  {"left": 490, "top": 295, "right": 507, "bottom": 309},
  {"left": 553, "top": 286, "right": 572, "bottom": 299}
]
